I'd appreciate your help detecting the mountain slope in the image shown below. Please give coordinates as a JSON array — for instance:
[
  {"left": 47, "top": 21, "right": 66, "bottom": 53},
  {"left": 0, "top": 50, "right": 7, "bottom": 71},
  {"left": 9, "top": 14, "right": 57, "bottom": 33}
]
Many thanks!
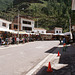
[
  {"left": 0, "top": 0, "right": 13, "bottom": 11},
  {"left": 0, "top": 0, "right": 72, "bottom": 32}
]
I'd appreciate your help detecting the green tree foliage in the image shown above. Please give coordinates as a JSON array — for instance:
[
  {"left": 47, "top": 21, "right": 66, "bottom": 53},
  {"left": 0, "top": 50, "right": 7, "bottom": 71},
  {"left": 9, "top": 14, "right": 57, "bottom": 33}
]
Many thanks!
[
  {"left": 0, "top": 0, "right": 13, "bottom": 11},
  {"left": 0, "top": 0, "right": 73, "bottom": 32}
]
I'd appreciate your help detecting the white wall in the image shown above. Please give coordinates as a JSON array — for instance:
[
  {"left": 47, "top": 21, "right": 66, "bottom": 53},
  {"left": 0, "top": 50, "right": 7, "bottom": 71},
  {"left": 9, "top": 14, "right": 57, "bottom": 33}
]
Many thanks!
[
  {"left": 33, "top": 29, "right": 46, "bottom": 34},
  {"left": 55, "top": 29, "right": 62, "bottom": 34},
  {"left": 0, "top": 18, "right": 11, "bottom": 30},
  {"left": 21, "top": 18, "right": 34, "bottom": 31}
]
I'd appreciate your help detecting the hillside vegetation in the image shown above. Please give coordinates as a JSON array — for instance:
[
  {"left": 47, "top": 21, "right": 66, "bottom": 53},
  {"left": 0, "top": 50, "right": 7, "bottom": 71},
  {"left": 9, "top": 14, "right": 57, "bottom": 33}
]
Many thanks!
[
  {"left": 0, "top": 0, "right": 13, "bottom": 11},
  {"left": 0, "top": 0, "right": 72, "bottom": 32}
]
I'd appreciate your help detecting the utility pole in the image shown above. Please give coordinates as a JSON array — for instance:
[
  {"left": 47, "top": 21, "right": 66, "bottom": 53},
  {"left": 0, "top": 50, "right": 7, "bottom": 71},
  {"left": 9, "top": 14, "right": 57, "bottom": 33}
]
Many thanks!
[
  {"left": 18, "top": 10, "right": 20, "bottom": 44},
  {"left": 69, "top": 17, "right": 73, "bottom": 39},
  {"left": 37, "top": 18, "right": 38, "bottom": 28}
]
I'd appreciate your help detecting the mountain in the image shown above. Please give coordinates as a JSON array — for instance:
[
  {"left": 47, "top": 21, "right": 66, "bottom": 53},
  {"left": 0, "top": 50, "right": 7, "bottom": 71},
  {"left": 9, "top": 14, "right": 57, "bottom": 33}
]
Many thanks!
[
  {"left": 0, "top": 0, "right": 72, "bottom": 32},
  {"left": 0, "top": 0, "right": 13, "bottom": 11}
]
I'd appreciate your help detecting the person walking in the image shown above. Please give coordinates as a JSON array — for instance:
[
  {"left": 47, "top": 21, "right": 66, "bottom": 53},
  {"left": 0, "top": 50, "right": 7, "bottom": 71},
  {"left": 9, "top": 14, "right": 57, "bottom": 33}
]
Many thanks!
[
  {"left": 16, "top": 37, "right": 19, "bottom": 44},
  {"left": 15, "top": 36, "right": 16, "bottom": 44},
  {"left": 12, "top": 36, "right": 15, "bottom": 44},
  {"left": 5, "top": 37, "right": 9, "bottom": 45},
  {"left": 23, "top": 37, "right": 25, "bottom": 44},
  {"left": 59, "top": 37, "right": 62, "bottom": 44},
  {"left": 63, "top": 37, "right": 66, "bottom": 44},
  {"left": 0, "top": 37, "right": 2, "bottom": 46}
]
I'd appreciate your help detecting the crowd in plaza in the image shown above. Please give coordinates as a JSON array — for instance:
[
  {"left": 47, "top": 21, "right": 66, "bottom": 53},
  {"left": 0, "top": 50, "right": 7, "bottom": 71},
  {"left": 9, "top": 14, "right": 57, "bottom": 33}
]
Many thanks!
[
  {"left": 0, "top": 35, "right": 41, "bottom": 46},
  {"left": 0, "top": 36, "right": 26, "bottom": 45}
]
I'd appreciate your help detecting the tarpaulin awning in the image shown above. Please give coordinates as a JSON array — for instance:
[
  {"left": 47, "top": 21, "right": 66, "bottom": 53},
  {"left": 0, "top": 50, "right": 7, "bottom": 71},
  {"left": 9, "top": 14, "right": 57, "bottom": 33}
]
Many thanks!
[
  {"left": 41, "top": 33, "right": 53, "bottom": 35},
  {"left": 0, "top": 28, "right": 10, "bottom": 32},
  {"left": 53, "top": 33, "right": 64, "bottom": 36}
]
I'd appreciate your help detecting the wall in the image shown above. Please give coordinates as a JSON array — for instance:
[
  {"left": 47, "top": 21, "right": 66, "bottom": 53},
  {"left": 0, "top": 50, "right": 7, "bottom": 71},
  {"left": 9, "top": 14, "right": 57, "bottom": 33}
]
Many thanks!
[
  {"left": 55, "top": 29, "right": 62, "bottom": 34},
  {"left": 21, "top": 18, "right": 34, "bottom": 31},
  {"left": 0, "top": 18, "right": 11, "bottom": 30},
  {"left": 33, "top": 29, "right": 46, "bottom": 34}
]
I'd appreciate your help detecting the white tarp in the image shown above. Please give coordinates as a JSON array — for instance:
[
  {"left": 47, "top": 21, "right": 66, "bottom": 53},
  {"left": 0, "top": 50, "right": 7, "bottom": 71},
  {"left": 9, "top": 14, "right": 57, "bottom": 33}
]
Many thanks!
[
  {"left": 53, "top": 33, "right": 64, "bottom": 36},
  {"left": 9, "top": 30, "right": 18, "bottom": 34},
  {"left": 64, "top": 32, "right": 70, "bottom": 35},
  {"left": 0, "top": 28, "right": 10, "bottom": 32},
  {"left": 41, "top": 33, "right": 53, "bottom": 35},
  {"left": 0, "top": 28, "right": 34, "bottom": 35},
  {"left": 0, "top": 28, "right": 18, "bottom": 34}
]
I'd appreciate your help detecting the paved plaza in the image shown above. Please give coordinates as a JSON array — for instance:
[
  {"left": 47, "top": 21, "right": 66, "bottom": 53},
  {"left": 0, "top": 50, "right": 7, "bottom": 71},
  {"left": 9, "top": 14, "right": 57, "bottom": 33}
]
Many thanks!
[{"left": 0, "top": 41, "right": 59, "bottom": 75}]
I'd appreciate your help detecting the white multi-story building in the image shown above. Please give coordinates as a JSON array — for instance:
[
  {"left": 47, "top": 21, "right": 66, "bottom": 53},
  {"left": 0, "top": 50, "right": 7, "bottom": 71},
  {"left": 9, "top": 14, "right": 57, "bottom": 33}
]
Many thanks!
[
  {"left": 12, "top": 17, "right": 35, "bottom": 33},
  {"left": 0, "top": 18, "right": 11, "bottom": 30},
  {"left": 21, "top": 18, "right": 34, "bottom": 33},
  {"left": 32, "top": 28, "right": 46, "bottom": 34},
  {"left": 55, "top": 27, "right": 62, "bottom": 34},
  {"left": 0, "top": 18, "right": 13, "bottom": 37}
]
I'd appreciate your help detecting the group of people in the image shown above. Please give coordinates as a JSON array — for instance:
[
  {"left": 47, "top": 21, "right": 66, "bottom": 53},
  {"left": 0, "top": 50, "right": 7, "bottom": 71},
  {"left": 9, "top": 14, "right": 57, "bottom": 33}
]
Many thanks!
[
  {"left": 0, "top": 36, "right": 31, "bottom": 46},
  {"left": 59, "top": 37, "right": 67, "bottom": 44}
]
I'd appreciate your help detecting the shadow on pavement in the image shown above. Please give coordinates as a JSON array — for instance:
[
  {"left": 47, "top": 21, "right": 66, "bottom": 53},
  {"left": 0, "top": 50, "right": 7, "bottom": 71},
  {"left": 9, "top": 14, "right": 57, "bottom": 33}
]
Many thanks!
[
  {"left": 36, "top": 66, "right": 53, "bottom": 75},
  {"left": 35, "top": 45, "right": 75, "bottom": 75},
  {"left": 45, "top": 47, "right": 58, "bottom": 53}
]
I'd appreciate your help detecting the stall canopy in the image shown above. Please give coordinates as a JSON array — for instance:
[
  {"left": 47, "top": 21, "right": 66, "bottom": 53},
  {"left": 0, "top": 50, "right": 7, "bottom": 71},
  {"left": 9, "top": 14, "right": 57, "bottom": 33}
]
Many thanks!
[
  {"left": 0, "top": 28, "right": 27, "bottom": 34},
  {"left": 0, "top": 28, "right": 10, "bottom": 32},
  {"left": 64, "top": 32, "right": 70, "bottom": 36},
  {"left": 41, "top": 33, "right": 54, "bottom": 35},
  {"left": 53, "top": 33, "right": 64, "bottom": 36},
  {"left": 18, "top": 31, "right": 26, "bottom": 34},
  {"left": 9, "top": 31, "right": 27, "bottom": 34}
]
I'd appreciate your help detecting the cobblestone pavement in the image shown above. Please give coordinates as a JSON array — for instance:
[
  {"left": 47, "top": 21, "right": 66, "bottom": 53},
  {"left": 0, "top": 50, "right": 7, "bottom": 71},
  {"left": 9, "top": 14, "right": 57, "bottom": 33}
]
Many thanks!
[{"left": 34, "top": 44, "right": 75, "bottom": 75}]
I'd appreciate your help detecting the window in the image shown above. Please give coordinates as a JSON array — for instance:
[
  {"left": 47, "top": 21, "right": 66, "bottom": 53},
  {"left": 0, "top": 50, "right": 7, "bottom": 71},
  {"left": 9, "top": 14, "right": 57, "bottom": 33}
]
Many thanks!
[
  {"left": 14, "top": 25, "right": 18, "bottom": 29},
  {"left": 9, "top": 24, "right": 12, "bottom": 29},
  {"left": 23, "top": 21, "right": 31, "bottom": 25},
  {"left": 2, "top": 23, "right": 6, "bottom": 27},
  {"left": 56, "top": 31, "right": 58, "bottom": 33},
  {"left": 23, "top": 27, "right": 25, "bottom": 30},
  {"left": 37, "top": 31, "right": 39, "bottom": 33},
  {"left": 42, "top": 31, "right": 44, "bottom": 33},
  {"left": 23, "top": 27, "right": 32, "bottom": 31},
  {"left": 0, "top": 34, "right": 2, "bottom": 37},
  {"left": 59, "top": 31, "right": 61, "bottom": 33}
]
